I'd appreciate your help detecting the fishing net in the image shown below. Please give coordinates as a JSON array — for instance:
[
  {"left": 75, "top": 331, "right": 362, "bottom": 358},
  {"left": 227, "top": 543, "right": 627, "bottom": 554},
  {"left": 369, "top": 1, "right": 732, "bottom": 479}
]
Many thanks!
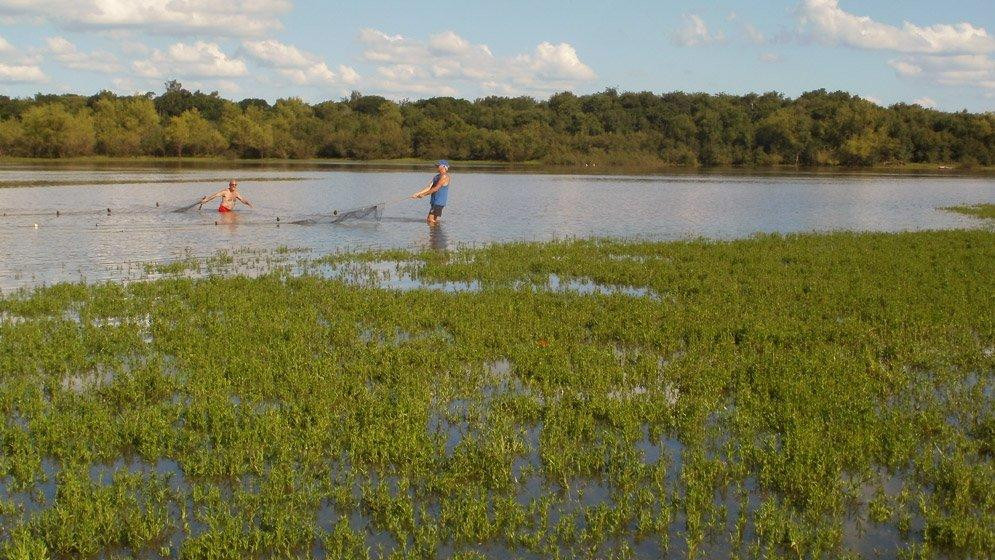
[
  {"left": 292, "top": 203, "right": 384, "bottom": 225},
  {"left": 172, "top": 201, "right": 203, "bottom": 213}
]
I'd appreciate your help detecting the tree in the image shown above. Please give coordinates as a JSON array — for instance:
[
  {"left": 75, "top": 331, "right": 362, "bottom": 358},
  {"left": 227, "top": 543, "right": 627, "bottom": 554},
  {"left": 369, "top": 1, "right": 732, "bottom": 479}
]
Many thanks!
[
  {"left": 93, "top": 96, "right": 161, "bottom": 156},
  {"left": 0, "top": 118, "right": 23, "bottom": 156},
  {"left": 220, "top": 105, "right": 274, "bottom": 158},
  {"left": 755, "top": 108, "right": 812, "bottom": 165},
  {"left": 164, "top": 109, "right": 227, "bottom": 156},
  {"left": 19, "top": 103, "right": 94, "bottom": 157}
]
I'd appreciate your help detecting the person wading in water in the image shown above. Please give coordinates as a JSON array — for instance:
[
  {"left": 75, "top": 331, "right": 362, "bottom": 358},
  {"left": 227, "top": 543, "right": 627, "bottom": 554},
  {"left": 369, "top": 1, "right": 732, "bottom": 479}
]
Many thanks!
[
  {"left": 200, "top": 180, "right": 253, "bottom": 213},
  {"left": 411, "top": 160, "right": 451, "bottom": 225}
]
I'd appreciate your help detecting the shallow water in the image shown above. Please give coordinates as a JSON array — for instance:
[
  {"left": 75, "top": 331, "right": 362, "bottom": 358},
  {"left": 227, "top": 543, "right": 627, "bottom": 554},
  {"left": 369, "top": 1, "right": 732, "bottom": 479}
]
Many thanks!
[{"left": 0, "top": 164, "right": 992, "bottom": 289}]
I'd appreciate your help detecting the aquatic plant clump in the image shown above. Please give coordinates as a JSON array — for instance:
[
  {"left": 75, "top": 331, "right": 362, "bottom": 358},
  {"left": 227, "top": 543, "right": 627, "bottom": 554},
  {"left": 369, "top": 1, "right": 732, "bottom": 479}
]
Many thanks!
[
  {"left": 0, "top": 230, "right": 992, "bottom": 559},
  {"left": 943, "top": 203, "right": 995, "bottom": 221}
]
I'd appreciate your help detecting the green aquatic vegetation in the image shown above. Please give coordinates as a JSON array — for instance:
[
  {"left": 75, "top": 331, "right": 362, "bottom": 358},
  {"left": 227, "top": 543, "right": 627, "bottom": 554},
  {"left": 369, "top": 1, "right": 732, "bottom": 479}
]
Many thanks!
[
  {"left": 0, "top": 229, "right": 992, "bottom": 558},
  {"left": 943, "top": 203, "right": 995, "bottom": 221}
]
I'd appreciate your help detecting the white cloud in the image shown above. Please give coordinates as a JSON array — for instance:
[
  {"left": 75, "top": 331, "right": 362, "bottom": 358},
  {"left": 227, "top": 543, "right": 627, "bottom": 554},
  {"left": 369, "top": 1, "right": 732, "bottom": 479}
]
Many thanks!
[
  {"left": 797, "top": 0, "right": 995, "bottom": 54},
  {"left": 759, "top": 52, "right": 780, "bottom": 63},
  {"left": 672, "top": 14, "right": 725, "bottom": 47},
  {"left": 889, "top": 54, "right": 995, "bottom": 90},
  {"left": 0, "top": 32, "right": 39, "bottom": 65},
  {"left": 133, "top": 41, "right": 247, "bottom": 79},
  {"left": 357, "top": 28, "right": 596, "bottom": 97},
  {"left": 515, "top": 42, "right": 596, "bottom": 82},
  {"left": 914, "top": 97, "right": 937, "bottom": 108},
  {"left": 45, "top": 36, "right": 121, "bottom": 73},
  {"left": 0, "top": 0, "right": 290, "bottom": 37},
  {"left": 0, "top": 33, "right": 45, "bottom": 82},
  {"left": 242, "top": 38, "right": 360, "bottom": 86},
  {"left": 888, "top": 59, "right": 922, "bottom": 77},
  {"left": 744, "top": 24, "right": 766, "bottom": 45},
  {"left": 359, "top": 28, "right": 425, "bottom": 63},
  {"left": 111, "top": 76, "right": 138, "bottom": 93},
  {"left": 0, "top": 62, "right": 46, "bottom": 82},
  {"left": 798, "top": 1, "right": 995, "bottom": 95},
  {"left": 338, "top": 65, "right": 359, "bottom": 85}
]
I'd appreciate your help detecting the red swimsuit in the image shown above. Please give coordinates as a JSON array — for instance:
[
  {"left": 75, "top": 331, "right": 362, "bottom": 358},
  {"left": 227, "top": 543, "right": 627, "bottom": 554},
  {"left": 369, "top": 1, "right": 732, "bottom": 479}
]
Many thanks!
[{"left": 218, "top": 204, "right": 232, "bottom": 213}]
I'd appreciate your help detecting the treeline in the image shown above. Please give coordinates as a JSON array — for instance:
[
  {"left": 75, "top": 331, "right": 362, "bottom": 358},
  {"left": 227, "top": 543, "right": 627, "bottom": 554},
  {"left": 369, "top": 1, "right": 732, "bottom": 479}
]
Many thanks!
[{"left": 0, "top": 80, "right": 992, "bottom": 167}]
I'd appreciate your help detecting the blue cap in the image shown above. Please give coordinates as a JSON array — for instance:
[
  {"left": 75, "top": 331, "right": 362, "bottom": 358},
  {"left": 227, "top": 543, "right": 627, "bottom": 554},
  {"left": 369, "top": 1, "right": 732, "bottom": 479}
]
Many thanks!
[{"left": 436, "top": 160, "right": 449, "bottom": 168}]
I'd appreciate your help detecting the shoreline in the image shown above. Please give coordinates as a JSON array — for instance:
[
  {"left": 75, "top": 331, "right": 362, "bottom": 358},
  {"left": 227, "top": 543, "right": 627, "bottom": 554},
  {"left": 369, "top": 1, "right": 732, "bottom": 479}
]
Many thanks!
[{"left": 1, "top": 156, "right": 993, "bottom": 177}]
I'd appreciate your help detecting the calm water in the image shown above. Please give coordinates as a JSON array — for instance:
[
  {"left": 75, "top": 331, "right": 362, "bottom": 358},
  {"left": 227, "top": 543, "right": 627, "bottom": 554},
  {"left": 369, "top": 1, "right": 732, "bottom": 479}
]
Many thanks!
[{"left": 0, "top": 164, "right": 992, "bottom": 289}]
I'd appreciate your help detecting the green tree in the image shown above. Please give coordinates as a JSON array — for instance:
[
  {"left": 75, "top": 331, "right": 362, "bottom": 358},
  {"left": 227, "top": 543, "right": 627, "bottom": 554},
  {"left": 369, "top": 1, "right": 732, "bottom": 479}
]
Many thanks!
[
  {"left": 164, "top": 109, "right": 227, "bottom": 156},
  {"left": 93, "top": 96, "right": 161, "bottom": 156},
  {"left": 755, "top": 108, "right": 812, "bottom": 165},
  {"left": 0, "top": 117, "right": 23, "bottom": 156},
  {"left": 19, "top": 103, "right": 94, "bottom": 157},
  {"left": 220, "top": 105, "right": 274, "bottom": 158}
]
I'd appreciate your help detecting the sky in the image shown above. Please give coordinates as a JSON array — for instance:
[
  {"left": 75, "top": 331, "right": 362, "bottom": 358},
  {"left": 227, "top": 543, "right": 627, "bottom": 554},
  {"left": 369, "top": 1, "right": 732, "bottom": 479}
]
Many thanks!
[{"left": 0, "top": 0, "right": 993, "bottom": 112}]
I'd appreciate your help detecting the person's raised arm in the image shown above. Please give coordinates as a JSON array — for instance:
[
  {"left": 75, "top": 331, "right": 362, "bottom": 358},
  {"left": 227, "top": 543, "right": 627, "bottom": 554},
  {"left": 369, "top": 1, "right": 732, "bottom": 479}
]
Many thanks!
[
  {"left": 236, "top": 193, "right": 253, "bottom": 208},
  {"left": 200, "top": 190, "right": 224, "bottom": 204}
]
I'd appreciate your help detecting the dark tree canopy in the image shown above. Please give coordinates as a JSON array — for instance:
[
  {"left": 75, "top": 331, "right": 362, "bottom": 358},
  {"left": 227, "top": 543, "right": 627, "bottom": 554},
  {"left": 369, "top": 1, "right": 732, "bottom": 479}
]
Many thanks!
[{"left": 0, "top": 82, "right": 992, "bottom": 167}]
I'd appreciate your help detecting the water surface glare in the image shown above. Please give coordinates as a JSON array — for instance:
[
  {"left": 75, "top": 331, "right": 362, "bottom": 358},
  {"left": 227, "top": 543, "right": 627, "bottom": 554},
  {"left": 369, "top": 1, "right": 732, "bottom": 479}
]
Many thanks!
[{"left": 0, "top": 165, "right": 992, "bottom": 289}]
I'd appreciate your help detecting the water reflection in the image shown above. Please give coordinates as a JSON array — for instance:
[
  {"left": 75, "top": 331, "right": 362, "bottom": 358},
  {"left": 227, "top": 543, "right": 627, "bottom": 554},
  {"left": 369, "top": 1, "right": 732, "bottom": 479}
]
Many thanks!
[
  {"left": 0, "top": 165, "right": 992, "bottom": 289},
  {"left": 214, "top": 210, "right": 240, "bottom": 231},
  {"left": 428, "top": 223, "right": 448, "bottom": 251}
]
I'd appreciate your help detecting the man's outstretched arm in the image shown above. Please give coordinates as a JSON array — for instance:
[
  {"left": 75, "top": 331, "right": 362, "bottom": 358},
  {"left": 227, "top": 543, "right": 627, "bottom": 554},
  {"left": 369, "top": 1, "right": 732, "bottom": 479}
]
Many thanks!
[{"left": 200, "top": 190, "right": 225, "bottom": 203}]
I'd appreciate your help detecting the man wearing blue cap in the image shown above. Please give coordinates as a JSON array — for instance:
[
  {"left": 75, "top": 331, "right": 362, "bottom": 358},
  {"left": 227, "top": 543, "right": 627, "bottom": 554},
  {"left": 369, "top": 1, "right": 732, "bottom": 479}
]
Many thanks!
[{"left": 411, "top": 160, "right": 451, "bottom": 225}]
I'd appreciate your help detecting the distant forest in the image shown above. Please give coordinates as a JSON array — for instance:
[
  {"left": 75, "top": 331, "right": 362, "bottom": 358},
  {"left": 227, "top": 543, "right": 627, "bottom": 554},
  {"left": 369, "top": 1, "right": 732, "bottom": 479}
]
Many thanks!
[{"left": 0, "top": 80, "right": 992, "bottom": 167}]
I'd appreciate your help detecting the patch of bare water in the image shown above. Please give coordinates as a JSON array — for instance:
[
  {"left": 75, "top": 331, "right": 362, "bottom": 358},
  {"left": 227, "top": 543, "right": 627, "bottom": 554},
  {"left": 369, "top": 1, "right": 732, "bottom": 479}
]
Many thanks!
[{"left": 2, "top": 165, "right": 993, "bottom": 289}]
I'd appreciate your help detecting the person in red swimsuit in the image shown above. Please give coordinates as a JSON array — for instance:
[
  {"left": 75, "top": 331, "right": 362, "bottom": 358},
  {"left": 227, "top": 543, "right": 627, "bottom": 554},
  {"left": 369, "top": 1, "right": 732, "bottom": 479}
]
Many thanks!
[{"left": 200, "top": 180, "right": 252, "bottom": 212}]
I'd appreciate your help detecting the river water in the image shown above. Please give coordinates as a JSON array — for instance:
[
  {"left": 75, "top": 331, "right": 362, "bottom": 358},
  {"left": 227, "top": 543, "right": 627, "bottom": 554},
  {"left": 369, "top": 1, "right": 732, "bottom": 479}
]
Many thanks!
[{"left": 0, "top": 163, "right": 992, "bottom": 289}]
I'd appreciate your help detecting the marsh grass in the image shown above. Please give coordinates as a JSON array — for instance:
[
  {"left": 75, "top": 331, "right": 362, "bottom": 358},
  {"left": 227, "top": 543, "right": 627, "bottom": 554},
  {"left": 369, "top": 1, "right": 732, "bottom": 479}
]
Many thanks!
[
  {"left": 943, "top": 203, "right": 995, "bottom": 220},
  {"left": 0, "top": 230, "right": 993, "bottom": 559}
]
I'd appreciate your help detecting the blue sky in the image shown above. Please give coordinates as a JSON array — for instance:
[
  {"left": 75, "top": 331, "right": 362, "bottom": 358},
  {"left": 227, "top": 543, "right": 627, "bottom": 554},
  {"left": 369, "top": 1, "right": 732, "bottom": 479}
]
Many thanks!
[{"left": 0, "top": 1, "right": 992, "bottom": 111}]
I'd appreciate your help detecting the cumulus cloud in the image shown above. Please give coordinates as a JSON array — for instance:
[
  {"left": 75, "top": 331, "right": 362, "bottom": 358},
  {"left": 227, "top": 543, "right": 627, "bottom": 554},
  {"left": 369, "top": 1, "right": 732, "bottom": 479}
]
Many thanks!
[
  {"left": 913, "top": 97, "right": 937, "bottom": 108},
  {"left": 797, "top": 0, "right": 995, "bottom": 54},
  {"left": 0, "top": 62, "right": 46, "bottom": 82},
  {"left": 0, "top": 33, "right": 45, "bottom": 82},
  {"left": 671, "top": 14, "right": 725, "bottom": 47},
  {"left": 242, "top": 38, "right": 359, "bottom": 86},
  {"left": 133, "top": 41, "right": 247, "bottom": 79},
  {"left": 45, "top": 36, "right": 121, "bottom": 73},
  {"left": 0, "top": 0, "right": 290, "bottom": 37},
  {"left": 744, "top": 23, "right": 766, "bottom": 45},
  {"left": 357, "top": 28, "right": 596, "bottom": 97},
  {"left": 515, "top": 42, "right": 596, "bottom": 82},
  {"left": 797, "top": 1, "right": 995, "bottom": 94},
  {"left": 889, "top": 54, "right": 995, "bottom": 90}
]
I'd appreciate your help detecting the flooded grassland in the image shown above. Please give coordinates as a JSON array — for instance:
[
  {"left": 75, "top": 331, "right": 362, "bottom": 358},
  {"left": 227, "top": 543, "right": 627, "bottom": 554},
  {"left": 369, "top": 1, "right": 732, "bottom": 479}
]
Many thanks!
[{"left": 0, "top": 229, "right": 993, "bottom": 559}]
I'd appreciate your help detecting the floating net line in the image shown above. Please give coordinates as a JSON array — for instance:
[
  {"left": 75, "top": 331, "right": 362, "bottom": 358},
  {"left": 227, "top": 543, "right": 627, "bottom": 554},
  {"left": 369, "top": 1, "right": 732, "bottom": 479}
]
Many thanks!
[
  {"left": 291, "top": 203, "right": 385, "bottom": 225},
  {"left": 172, "top": 201, "right": 204, "bottom": 213},
  {"left": 1, "top": 198, "right": 399, "bottom": 229}
]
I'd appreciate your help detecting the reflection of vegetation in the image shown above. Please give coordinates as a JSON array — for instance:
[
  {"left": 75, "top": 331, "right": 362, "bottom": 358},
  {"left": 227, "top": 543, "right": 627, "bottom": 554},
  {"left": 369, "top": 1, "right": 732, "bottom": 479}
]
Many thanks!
[
  {"left": 944, "top": 203, "right": 995, "bottom": 220},
  {"left": 1, "top": 230, "right": 993, "bottom": 558},
  {"left": 1, "top": 82, "right": 994, "bottom": 167}
]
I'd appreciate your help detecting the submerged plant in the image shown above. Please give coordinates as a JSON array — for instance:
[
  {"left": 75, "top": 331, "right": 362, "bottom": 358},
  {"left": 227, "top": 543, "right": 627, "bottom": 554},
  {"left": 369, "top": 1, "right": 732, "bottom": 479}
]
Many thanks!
[{"left": 0, "top": 229, "right": 992, "bottom": 558}]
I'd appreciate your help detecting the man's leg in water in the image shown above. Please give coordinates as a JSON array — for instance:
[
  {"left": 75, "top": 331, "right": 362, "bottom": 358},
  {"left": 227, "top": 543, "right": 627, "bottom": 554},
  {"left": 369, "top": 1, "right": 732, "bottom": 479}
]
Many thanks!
[{"left": 428, "top": 205, "right": 443, "bottom": 225}]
